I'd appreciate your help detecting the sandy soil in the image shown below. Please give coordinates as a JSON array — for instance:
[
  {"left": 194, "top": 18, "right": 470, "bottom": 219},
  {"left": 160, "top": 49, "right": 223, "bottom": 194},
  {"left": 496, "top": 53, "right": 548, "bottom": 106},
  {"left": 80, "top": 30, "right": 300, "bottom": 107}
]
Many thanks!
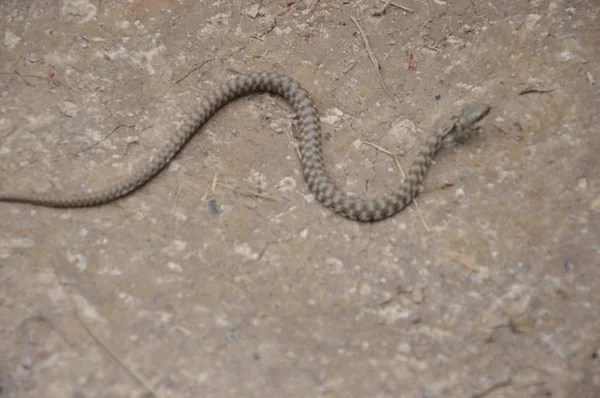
[{"left": 1, "top": 1, "right": 599, "bottom": 397}]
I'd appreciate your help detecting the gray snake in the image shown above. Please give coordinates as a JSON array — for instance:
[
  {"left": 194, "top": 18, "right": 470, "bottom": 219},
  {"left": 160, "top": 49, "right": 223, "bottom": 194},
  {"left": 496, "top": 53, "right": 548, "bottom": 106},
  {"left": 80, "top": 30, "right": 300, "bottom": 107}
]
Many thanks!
[{"left": 0, "top": 73, "right": 490, "bottom": 222}]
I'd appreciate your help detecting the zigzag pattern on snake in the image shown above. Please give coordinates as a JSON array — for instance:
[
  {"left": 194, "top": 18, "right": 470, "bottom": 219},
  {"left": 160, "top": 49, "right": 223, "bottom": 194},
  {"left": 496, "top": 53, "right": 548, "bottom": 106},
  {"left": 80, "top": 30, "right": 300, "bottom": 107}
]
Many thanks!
[{"left": 0, "top": 73, "right": 490, "bottom": 222}]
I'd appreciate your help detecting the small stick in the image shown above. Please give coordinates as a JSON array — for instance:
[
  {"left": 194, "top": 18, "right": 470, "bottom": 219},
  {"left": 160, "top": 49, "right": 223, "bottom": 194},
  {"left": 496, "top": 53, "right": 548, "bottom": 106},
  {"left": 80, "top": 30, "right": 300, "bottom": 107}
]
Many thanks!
[
  {"left": 51, "top": 261, "right": 160, "bottom": 398},
  {"left": 372, "top": 0, "right": 392, "bottom": 16},
  {"left": 350, "top": 16, "right": 399, "bottom": 104},
  {"left": 201, "top": 173, "right": 218, "bottom": 201},
  {"left": 286, "top": 131, "right": 302, "bottom": 159},
  {"left": 285, "top": 126, "right": 302, "bottom": 158},
  {"left": 217, "top": 182, "right": 283, "bottom": 203},
  {"left": 362, "top": 140, "right": 394, "bottom": 156},
  {"left": 362, "top": 140, "right": 430, "bottom": 232},
  {"left": 379, "top": 0, "right": 415, "bottom": 13},
  {"left": 211, "top": 173, "right": 218, "bottom": 193},
  {"left": 470, "top": 378, "right": 512, "bottom": 398},
  {"left": 342, "top": 61, "right": 357, "bottom": 74}
]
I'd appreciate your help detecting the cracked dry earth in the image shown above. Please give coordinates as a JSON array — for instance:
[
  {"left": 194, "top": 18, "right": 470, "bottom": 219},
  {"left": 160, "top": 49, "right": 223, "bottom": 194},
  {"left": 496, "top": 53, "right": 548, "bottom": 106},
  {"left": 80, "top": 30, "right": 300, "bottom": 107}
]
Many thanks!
[{"left": 0, "top": 1, "right": 599, "bottom": 397}]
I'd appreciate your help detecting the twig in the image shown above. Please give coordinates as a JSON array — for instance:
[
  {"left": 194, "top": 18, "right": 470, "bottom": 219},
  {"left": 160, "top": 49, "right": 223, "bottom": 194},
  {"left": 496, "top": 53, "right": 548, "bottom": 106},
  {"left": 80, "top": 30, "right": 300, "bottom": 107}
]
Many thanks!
[
  {"left": 285, "top": 126, "right": 302, "bottom": 158},
  {"left": 211, "top": 173, "right": 218, "bottom": 193},
  {"left": 217, "top": 182, "right": 283, "bottom": 202},
  {"left": 470, "top": 377, "right": 512, "bottom": 398},
  {"left": 72, "top": 124, "right": 135, "bottom": 155},
  {"left": 518, "top": 88, "right": 555, "bottom": 95},
  {"left": 362, "top": 140, "right": 394, "bottom": 156},
  {"left": 342, "top": 61, "right": 357, "bottom": 74},
  {"left": 511, "top": 381, "right": 546, "bottom": 390},
  {"left": 446, "top": 251, "right": 481, "bottom": 272},
  {"left": 362, "top": 140, "right": 430, "bottom": 232},
  {"left": 379, "top": 0, "right": 415, "bottom": 13},
  {"left": 372, "top": 0, "right": 392, "bottom": 16},
  {"left": 171, "top": 180, "right": 182, "bottom": 217},
  {"left": 14, "top": 69, "right": 48, "bottom": 81},
  {"left": 350, "top": 16, "right": 399, "bottom": 104},
  {"left": 51, "top": 261, "right": 160, "bottom": 398},
  {"left": 201, "top": 173, "right": 218, "bottom": 201}
]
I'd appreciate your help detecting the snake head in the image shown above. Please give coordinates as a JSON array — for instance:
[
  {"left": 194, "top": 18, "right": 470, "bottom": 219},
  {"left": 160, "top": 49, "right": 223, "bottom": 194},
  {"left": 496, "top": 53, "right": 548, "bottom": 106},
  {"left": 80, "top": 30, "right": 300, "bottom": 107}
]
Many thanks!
[{"left": 443, "top": 103, "right": 491, "bottom": 145}]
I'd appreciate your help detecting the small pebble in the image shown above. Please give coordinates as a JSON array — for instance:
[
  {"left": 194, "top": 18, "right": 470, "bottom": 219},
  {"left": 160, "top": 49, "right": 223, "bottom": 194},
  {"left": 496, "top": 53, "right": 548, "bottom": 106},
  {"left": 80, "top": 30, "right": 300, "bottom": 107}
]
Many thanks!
[
  {"left": 245, "top": 4, "right": 259, "bottom": 18},
  {"left": 408, "top": 313, "right": 421, "bottom": 324},
  {"left": 25, "top": 51, "right": 42, "bottom": 63},
  {"left": 209, "top": 199, "right": 219, "bottom": 214},
  {"left": 308, "top": 17, "right": 324, "bottom": 27},
  {"left": 167, "top": 262, "right": 183, "bottom": 273},
  {"left": 564, "top": 261, "right": 574, "bottom": 272}
]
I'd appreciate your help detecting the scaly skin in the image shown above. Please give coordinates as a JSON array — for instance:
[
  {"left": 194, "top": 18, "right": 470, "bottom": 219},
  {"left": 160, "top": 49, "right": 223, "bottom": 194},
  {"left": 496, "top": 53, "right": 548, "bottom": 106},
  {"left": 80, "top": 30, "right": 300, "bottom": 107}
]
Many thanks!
[{"left": 0, "top": 73, "right": 490, "bottom": 222}]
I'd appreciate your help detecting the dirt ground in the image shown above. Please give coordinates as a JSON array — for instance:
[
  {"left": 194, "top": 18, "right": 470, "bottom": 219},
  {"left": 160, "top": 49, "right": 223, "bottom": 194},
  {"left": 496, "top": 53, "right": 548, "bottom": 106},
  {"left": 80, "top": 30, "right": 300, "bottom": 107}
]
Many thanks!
[{"left": 1, "top": 0, "right": 599, "bottom": 397}]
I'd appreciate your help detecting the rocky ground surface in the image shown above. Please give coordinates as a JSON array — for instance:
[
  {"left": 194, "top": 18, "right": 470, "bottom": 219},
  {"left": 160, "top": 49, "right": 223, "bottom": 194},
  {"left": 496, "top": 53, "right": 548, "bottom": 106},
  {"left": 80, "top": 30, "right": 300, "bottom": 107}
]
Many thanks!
[{"left": 1, "top": 0, "right": 599, "bottom": 397}]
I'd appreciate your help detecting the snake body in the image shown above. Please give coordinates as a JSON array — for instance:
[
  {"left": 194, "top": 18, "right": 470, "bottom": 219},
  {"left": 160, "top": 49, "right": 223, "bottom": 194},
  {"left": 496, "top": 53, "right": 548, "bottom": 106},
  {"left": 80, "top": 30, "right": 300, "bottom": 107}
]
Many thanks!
[{"left": 0, "top": 73, "right": 490, "bottom": 222}]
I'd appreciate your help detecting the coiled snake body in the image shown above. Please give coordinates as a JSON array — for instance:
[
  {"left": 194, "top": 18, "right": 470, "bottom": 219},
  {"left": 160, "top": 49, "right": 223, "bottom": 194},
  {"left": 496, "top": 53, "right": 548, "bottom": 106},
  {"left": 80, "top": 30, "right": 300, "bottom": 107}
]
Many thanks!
[{"left": 0, "top": 73, "right": 490, "bottom": 222}]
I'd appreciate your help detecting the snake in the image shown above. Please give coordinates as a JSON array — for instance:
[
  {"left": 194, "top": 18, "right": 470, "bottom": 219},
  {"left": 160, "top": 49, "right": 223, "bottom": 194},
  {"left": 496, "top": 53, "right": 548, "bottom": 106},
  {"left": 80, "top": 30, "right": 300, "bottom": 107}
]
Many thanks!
[{"left": 0, "top": 73, "right": 491, "bottom": 222}]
